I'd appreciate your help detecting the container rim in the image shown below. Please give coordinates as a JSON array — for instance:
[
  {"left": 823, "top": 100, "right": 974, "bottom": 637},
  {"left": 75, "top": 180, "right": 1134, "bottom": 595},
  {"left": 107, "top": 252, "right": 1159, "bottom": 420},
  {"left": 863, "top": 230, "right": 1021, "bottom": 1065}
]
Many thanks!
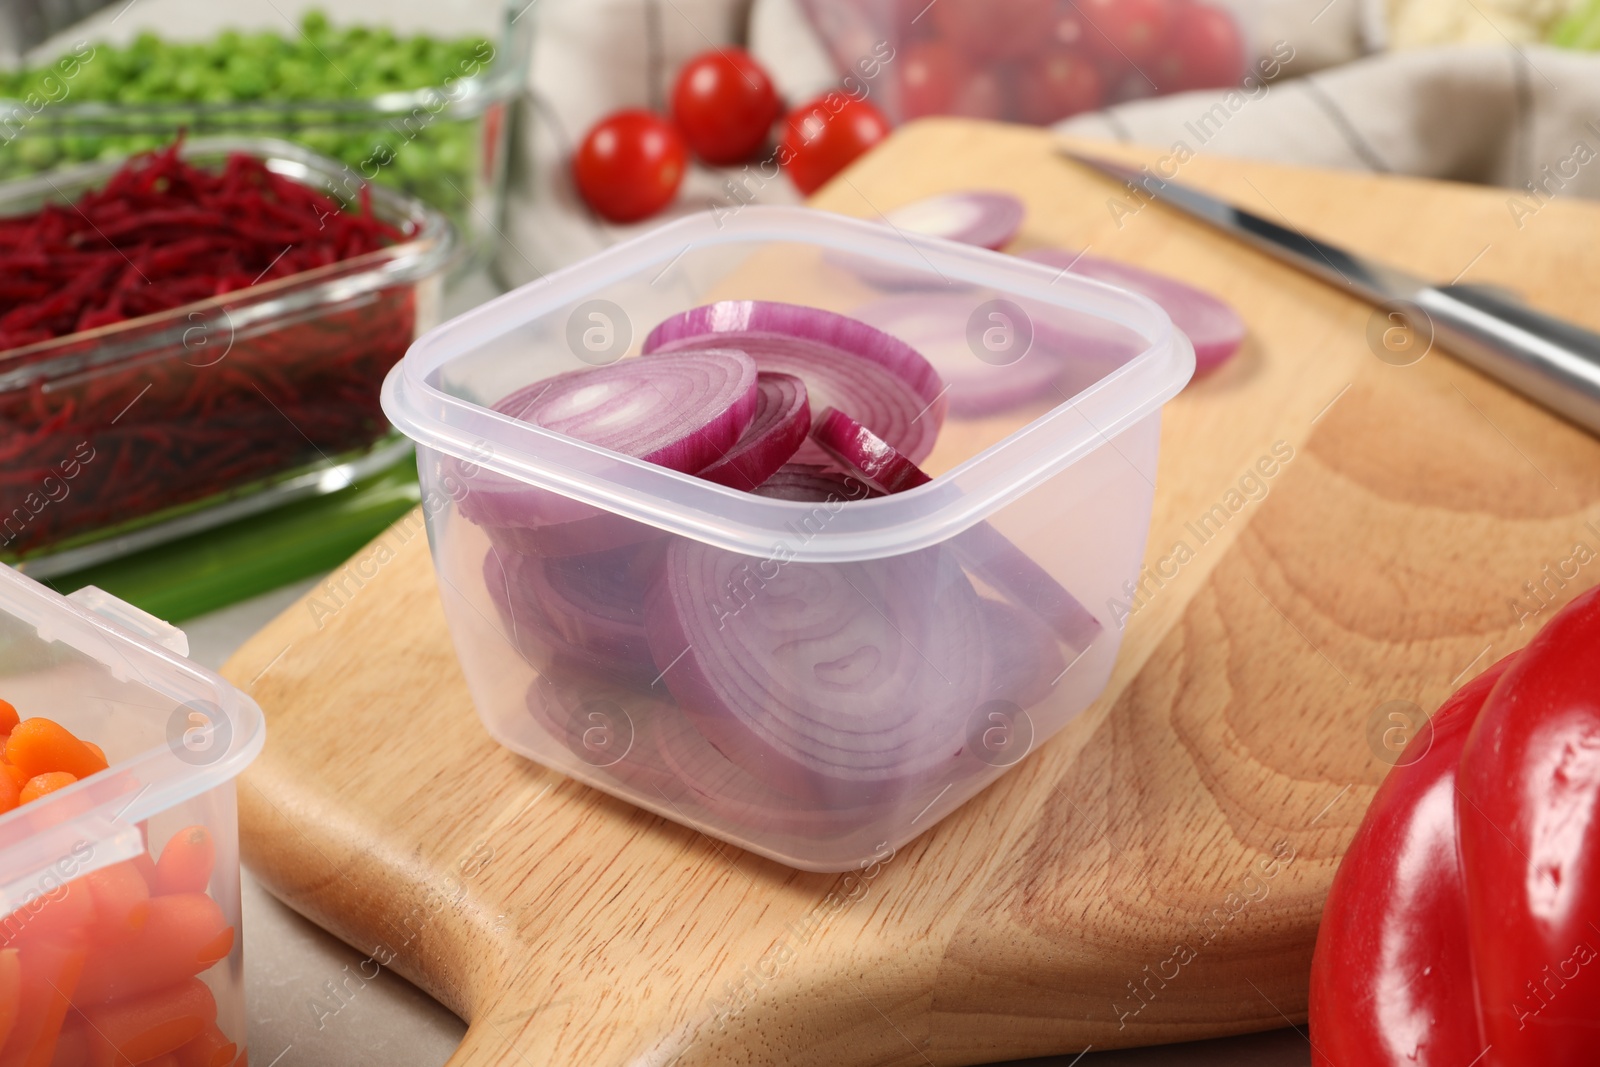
[
  {"left": 0, "top": 565, "right": 265, "bottom": 904},
  {"left": 382, "top": 205, "right": 1196, "bottom": 562},
  {"left": 0, "top": 135, "right": 460, "bottom": 390},
  {"left": 0, "top": 62, "right": 521, "bottom": 123}
]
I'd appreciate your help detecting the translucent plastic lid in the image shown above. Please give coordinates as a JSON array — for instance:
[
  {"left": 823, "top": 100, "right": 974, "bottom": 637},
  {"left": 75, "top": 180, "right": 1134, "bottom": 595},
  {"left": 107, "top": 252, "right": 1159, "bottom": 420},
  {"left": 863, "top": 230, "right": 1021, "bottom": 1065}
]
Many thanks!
[
  {"left": 383, "top": 206, "right": 1195, "bottom": 561},
  {"left": 0, "top": 565, "right": 265, "bottom": 913}
]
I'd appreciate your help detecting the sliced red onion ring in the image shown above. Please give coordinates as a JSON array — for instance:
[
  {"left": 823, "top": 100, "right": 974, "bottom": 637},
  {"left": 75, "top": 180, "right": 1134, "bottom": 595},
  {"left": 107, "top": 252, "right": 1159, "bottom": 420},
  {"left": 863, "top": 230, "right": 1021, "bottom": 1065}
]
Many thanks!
[
  {"left": 460, "top": 349, "right": 758, "bottom": 552},
  {"left": 1020, "top": 249, "right": 1245, "bottom": 374},
  {"left": 883, "top": 191, "right": 1026, "bottom": 250},
  {"left": 495, "top": 348, "right": 759, "bottom": 471},
  {"left": 695, "top": 373, "right": 811, "bottom": 491},
  {"left": 852, "top": 295, "right": 1063, "bottom": 418},
  {"left": 655, "top": 712, "right": 891, "bottom": 838},
  {"left": 810, "top": 408, "right": 930, "bottom": 495},
  {"left": 830, "top": 191, "right": 1025, "bottom": 293},
  {"left": 752, "top": 464, "right": 878, "bottom": 503},
  {"left": 477, "top": 515, "right": 659, "bottom": 560},
  {"left": 811, "top": 407, "right": 1100, "bottom": 652},
  {"left": 646, "top": 539, "right": 986, "bottom": 806},
  {"left": 523, "top": 672, "right": 678, "bottom": 793},
  {"left": 483, "top": 546, "right": 659, "bottom": 690},
  {"left": 642, "top": 301, "right": 946, "bottom": 465},
  {"left": 979, "top": 599, "right": 1066, "bottom": 709}
]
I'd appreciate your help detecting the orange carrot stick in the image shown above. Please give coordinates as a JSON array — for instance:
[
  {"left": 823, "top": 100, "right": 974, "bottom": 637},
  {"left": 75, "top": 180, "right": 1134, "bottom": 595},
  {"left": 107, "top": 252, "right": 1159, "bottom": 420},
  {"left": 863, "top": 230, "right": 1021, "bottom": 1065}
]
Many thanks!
[
  {"left": 0, "top": 766, "right": 27, "bottom": 794},
  {"left": 0, "top": 701, "right": 17, "bottom": 735},
  {"left": 137, "top": 1056, "right": 181, "bottom": 1067},
  {"left": 79, "top": 978, "right": 216, "bottom": 1067},
  {"left": 0, "top": 937, "right": 87, "bottom": 1067},
  {"left": 0, "top": 950, "right": 17, "bottom": 1052},
  {"left": 0, "top": 880, "right": 94, "bottom": 950},
  {"left": 19, "top": 773, "right": 76, "bottom": 806},
  {"left": 74, "top": 895, "right": 231, "bottom": 1004},
  {"left": 46, "top": 1020, "right": 88, "bottom": 1067},
  {"left": 0, "top": 774, "right": 16, "bottom": 817},
  {"left": 153, "top": 829, "right": 214, "bottom": 897},
  {"left": 82, "top": 742, "right": 106, "bottom": 766},
  {"left": 172, "top": 1025, "right": 236, "bottom": 1067},
  {"left": 131, "top": 853, "right": 159, "bottom": 893},
  {"left": 84, "top": 862, "right": 152, "bottom": 942},
  {"left": 6, "top": 721, "right": 106, "bottom": 781}
]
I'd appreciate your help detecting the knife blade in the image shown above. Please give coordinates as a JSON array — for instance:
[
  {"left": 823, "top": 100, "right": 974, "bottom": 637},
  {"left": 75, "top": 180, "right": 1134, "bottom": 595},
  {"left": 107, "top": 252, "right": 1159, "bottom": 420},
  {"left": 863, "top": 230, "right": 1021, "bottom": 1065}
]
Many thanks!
[{"left": 1060, "top": 147, "right": 1600, "bottom": 438}]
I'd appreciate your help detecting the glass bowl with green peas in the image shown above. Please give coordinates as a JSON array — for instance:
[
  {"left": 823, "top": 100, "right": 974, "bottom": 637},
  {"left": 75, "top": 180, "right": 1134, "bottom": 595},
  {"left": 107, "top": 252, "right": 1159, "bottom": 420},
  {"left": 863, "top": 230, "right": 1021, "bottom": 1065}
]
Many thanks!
[{"left": 0, "top": 3, "right": 529, "bottom": 271}]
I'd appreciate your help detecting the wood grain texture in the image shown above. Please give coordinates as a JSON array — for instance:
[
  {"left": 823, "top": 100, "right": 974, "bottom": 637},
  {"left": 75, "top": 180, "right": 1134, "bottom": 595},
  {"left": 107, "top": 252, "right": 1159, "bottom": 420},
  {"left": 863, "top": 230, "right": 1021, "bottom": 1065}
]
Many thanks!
[{"left": 224, "top": 119, "right": 1600, "bottom": 1066}]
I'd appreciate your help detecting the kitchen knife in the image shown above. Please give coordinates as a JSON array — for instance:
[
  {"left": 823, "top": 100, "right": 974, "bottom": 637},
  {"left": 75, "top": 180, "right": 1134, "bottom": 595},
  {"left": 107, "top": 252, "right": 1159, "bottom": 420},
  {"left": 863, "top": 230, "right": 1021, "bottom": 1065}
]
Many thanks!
[{"left": 1060, "top": 148, "right": 1600, "bottom": 437}]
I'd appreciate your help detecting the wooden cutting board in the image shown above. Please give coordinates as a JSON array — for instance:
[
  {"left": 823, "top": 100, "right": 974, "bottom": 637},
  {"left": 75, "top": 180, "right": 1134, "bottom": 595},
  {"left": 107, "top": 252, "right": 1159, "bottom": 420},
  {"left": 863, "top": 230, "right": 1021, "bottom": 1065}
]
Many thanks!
[{"left": 224, "top": 119, "right": 1600, "bottom": 1066}]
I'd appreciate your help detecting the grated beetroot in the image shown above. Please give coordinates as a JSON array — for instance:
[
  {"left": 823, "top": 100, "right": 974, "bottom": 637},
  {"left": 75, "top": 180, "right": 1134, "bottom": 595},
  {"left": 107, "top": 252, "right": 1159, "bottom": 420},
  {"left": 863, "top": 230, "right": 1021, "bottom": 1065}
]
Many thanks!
[{"left": 0, "top": 138, "right": 417, "bottom": 557}]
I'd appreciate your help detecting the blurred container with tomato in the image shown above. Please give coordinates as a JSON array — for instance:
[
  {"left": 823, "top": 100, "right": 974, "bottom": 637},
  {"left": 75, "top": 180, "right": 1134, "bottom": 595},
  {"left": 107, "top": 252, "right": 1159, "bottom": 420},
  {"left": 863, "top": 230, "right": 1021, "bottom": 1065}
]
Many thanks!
[{"left": 797, "top": 0, "right": 1251, "bottom": 126}]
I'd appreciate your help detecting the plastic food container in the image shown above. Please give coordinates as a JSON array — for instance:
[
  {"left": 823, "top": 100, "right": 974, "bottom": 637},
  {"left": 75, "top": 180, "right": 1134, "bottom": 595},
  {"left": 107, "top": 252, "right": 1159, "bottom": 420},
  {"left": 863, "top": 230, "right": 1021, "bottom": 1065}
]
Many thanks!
[
  {"left": 799, "top": 0, "right": 1250, "bottom": 126},
  {"left": 0, "top": 566, "right": 263, "bottom": 1065},
  {"left": 0, "top": 136, "right": 457, "bottom": 577},
  {"left": 382, "top": 206, "right": 1194, "bottom": 872},
  {"left": 0, "top": 0, "right": 526, "bottom": 264}
]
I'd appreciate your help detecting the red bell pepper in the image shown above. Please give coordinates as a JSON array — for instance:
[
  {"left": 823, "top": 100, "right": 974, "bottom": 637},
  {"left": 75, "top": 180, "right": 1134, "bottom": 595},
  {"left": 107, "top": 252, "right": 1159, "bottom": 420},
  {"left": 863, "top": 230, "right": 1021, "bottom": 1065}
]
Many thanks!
[{"left": 1310, "top": 584, "right": 1600, "bottom": 1065}]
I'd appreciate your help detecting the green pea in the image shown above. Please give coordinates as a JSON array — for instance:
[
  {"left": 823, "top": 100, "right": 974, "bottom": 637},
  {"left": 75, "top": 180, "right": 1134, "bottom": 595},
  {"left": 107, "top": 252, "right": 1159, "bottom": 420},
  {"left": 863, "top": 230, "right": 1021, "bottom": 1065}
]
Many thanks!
[
  {"left": 62, "top": 136, "right": 100, "bottom": 161},
  {"left": 2, "top": 15, "right": 496, "bottom": 250},
  {"left": 17, "top": 139, "right": 60, "bottom": 168}
]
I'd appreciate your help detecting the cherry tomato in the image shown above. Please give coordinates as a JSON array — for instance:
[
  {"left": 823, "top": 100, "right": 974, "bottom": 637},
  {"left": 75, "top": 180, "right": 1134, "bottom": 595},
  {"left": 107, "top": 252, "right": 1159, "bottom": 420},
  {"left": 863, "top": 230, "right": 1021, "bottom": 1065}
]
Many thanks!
[
  {"left": 1049, "top": 9, "right": 1092, "bottom": 50},
  {"left": 1152, "top": 2, "right": 1245, "bottom": 92},
  {"left": 779, "top": 95, "right": 891, "bottom": 196},
  {"left": 951, "top": 69, "right": 1007, "bottom": 120},
  {"left": 899, "top": 41, "right": 971, "bottom": 120},
  {"left": 573, "top": 109, "right": 688, "bottom": 224},
  {"left": 670, "top": 47, "right": 781, "bottom": 165},
  {"left": 1013, "top": 48, "right": 1105, "bottom": 125},
  {"left": 1077, "top": 0, "right": 1175, "bottom": 65},
  {"left": 930, "top": 0, "right": 1056, "bottom": 61}
]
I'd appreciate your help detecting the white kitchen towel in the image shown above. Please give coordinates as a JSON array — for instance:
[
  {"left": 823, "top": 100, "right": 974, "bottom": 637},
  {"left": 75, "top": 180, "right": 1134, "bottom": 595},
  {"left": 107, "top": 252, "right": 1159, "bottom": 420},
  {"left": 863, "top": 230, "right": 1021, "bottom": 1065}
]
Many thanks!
[
  {"left": 1056, "top": 44, "right": 1600, "bottom": 198},
  {"left": 496, "top": 0, "right": 1600, "bottom": 286},
  {"left": 498, "top": 0, "right": 801, "bottom": 288}
]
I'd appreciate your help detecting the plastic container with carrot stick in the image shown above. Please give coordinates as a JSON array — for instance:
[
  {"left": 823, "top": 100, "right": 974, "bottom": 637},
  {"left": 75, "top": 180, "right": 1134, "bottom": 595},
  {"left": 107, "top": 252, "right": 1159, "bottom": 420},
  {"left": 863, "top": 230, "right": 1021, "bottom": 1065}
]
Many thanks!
[{"left": 0, "top": 571, "right": 263, "bottom": 1067}]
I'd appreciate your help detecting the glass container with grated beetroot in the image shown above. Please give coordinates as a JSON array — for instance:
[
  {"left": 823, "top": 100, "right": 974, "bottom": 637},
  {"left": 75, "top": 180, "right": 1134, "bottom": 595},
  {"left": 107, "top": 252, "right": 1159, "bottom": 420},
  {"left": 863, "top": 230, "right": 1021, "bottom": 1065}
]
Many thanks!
[{"left": 0, "top": 137, "right": 456, "bottom": 571}]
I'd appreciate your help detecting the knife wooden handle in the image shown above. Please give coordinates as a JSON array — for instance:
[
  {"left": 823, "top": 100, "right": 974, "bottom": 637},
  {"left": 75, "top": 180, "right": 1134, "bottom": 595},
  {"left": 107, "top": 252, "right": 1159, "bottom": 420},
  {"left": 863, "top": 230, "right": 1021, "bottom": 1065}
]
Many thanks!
[{"left": 1417, "top": 284, "right": 1600, "bottom": 436}]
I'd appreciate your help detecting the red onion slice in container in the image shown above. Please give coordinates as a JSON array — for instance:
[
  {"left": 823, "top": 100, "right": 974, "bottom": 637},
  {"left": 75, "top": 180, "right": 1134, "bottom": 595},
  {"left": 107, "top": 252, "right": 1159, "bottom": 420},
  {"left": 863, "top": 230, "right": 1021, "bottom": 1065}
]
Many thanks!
[
  {"left": 483, "top": 546, "right": 659, "bottom": 691},
  {"left": 476, "top": 515, "right": 658, "bottom": 560},
  {"left": 883, "top": 191, "right": 1026, "bottom": 250},
  {"left": 655, "top": 712, "right": 893, "bottom": 839},
  {"left": 811, "top": 407, "right": 1101, "bottom": 653},
  {"left": 645, "top": 539, "right": 987, "bottom": 807},
  {"left": 642, "top": 301, "right": 946, "bottom": 465},
  {"left": 494, "top": 348, "right": 760, "bottom": 471},
  {"left": 979, "top": 599, "right": 1066, "bottom": 709},
  {"left": 752, "top": 464, "right": 878, "bottom": 503},
  {"left": 695, "top": 373, "right": 811, "bottom": 491},
  {"left": 459, "top": 349, "right": 759, "bottom": 553},
  {"left": 852, "top": 294, "right": 1064, "bottom": 418},
  {"left": 810, "top": 408, "right": 930, "bottom": 495},
  {"left": 523, "top": 671, "right": 679, "bottom": 793},
  {"left": 1020, "top": 249, "right": 1245, "bottom": 374}
]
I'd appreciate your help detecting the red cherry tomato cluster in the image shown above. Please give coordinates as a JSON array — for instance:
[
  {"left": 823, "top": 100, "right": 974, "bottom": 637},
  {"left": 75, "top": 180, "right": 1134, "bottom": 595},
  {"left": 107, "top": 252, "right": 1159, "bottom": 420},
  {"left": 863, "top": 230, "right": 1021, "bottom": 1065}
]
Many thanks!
[
  {"left": 574, "top": 47, "right": 891, "bottom": 223},
  {"left": 893, "top": 0, "right": 1244, "bottom": 125}
]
